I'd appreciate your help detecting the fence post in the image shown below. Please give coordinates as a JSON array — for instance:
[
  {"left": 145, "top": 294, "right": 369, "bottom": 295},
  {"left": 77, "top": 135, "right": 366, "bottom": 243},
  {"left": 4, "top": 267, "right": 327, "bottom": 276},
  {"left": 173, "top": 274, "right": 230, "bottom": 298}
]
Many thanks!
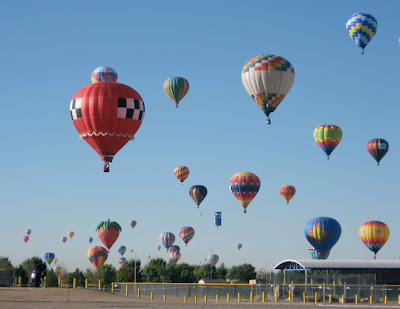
[
  {"left": 184, "top": 295, "right": 187, "bottom": 302},
  {"left": 194, "top": 295, "right": 197, "bottom": 303},
  {"left": 98, "top": 280, "right": 101, "bottom": 291},
  {"left": 274, "top": 291, "right": 278, "bottom": 302},
  {"left": 227, "top": 293, "right": 230, "bottom": 303},
  {"left": 204, "top": 295, "right": 207, "bottom": 303},
  {"left": 315, "top": 291, "right": 318, "bottom": 303},
  {"left": 85, "top": 279, "right": 88, "bottom": 289},
  {"left": 341, "top": 295, "right": 345, "bottom": 304},
  {"left": 328, "top": 294, "right": 332, "bottom": 304},
  {"left": 303, "top": 292, "right": 307, "bottom": 303},
  {"left": 163, "top": 295, "right": 166, "bottom": 301},
  {"left": 355, "top": 294, "right": 358, "bottom": 304},
  {"left": 137, "top": 287, "right": 141, "bottom": 298},
  {"left": 73, "top": 278, "right": 76, "bottom": 288},
  {"left": 216, "top": 294, "right": 219, "bottom": 303},
  {"left": 111, "top": 282, "right": 114, "bottom": 294},
  {"left": 151, "top": 292, "right": 154, "bottom": 300},
  {"left": 288, "top": 290, "right": 292, "bottom": 302},
  {"left": 238, "top": 292, "right": 241, "bottom": 302},
  {"left": 58, "top": 277, "right": 61, "bottom": 287},
  {"left": 44, "top": 276, "right": 47, "bottom": 288},
  {"left": 262, "top": 291, "right": 265, "bottom": 302},
  {"left": 384, "top": 295, "right": 387, "bottom": 304},
  {"left": 369, "top": 295, "right": 373, "bottom": 304},
  {"left": 398, "top": 294, "right": 400, "bottom": 304},
  {"left": 250, "top": 291, "right": 253, "bottom": 302},
  {"left": 125, "top": 284, "right": 129, "bottom": 297}
]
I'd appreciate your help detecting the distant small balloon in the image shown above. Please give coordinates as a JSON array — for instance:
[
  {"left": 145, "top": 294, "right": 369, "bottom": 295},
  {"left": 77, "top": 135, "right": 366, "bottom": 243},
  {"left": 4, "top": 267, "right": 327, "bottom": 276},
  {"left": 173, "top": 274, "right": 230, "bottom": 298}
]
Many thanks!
[
  {"left": 156, "top": 246, "right": 161, "bottom": 251},
  {"left": 89, "top": 237, "right": 93, "bottom": 243},
  {"left": 61, "top": 236, "right": 67, "bottom": 243},
  {"left": 91, "top": 66, "right": 118, "bottom": 83},
  {"left": 236, "top": 243, "right": 242, "bottom": 250},
  {"left": 67, "top": 231, "right": 74, "bottom": 238},
  {"left": 25, "top": 229, "right": 31, "bottom": 235},
  {"left": 147, "top": 254, "right": 151, "bottom": 259},
  {"left": 118, "top": 246, "right": 127, "bottom": 256},
  {"left": 129, "top": 220, "right": 137, "bottom": 229},
  {"left": 53, "top": 258, "right": 58, "bottom": 265},
  {"left": 22, "top": 236, "right": 29, "bottom": 243}
]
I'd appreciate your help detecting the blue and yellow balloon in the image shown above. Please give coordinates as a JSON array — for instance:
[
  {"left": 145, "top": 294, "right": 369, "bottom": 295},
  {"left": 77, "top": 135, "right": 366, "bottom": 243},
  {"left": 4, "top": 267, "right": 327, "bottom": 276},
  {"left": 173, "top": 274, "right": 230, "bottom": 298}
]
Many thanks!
[{"left": 346, "top": 13, "right": 377, "bottom": 54}]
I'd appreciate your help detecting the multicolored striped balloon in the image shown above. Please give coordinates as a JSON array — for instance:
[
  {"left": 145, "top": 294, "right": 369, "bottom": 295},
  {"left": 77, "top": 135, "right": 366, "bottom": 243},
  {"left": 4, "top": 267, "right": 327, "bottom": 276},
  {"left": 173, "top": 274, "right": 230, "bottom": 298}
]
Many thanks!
[
  {"left": 314, "top": 125, "right": 342, "bottom": 159},
  {"left": 170, "top": 245, "right": 180, "bottom": 253},
  {"left": 346, "top": 13, "right": 377, "bottom": 54},
  {"left": 170, "top": 251, "right": 181, "bottom": 263},
  {"left": 229, "top": 172, "right": 260, "bottom": 213},
  {"left": 87, "top": 247, "right": 108, "bottom": 268},
  {"left": 359, "top": 221, "right": 389, "bottom": 257},
  {"left": 159, "top": 232, "right": 175, "bottom": 251},
  {"left": 174, "top": 166, "right": 190, "bottom": 183},
  {"left": 164, "top": 76, "right": 189, "bottom": 108},
  {"left": 280, "top": 185, "right": 296, "bottom": 205},
  {"left": 178, "top": 226, "right": 195, "bottom": 245},
  {"left": 241, "top": 54, "right": 295, "bottom": 124},
  {"left": 91, "top": 66, "right": 118, "bottom": 83},
  {"left": 189, "top": 185, "right": 207, "bottom": 208},
  {"left": 207, "top": 254, "right": 219, "bottom": 266},
  {"left": 367, "top": 138, "right": 389, "bottom": 165}
]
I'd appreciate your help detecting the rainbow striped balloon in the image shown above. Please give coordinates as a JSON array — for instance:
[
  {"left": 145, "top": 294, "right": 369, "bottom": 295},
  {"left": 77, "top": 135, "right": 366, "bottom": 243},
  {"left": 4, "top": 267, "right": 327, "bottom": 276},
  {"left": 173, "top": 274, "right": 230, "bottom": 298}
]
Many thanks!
[
  {"left": 359, "top": 221, "right": 389, "bottom": 257},
  {"left": 207, "top": 254, "right": 219, "bottom": 266},
  {"left": 174, "top": 166, "right": 189, "bottom": 183},
  {"left": 178, "top": 226, "right": 195, "bottom": 245},
  {"left": 229, "top": 172, "right": 260, "bottom": 213},
  {"left": 314, "top": 125, "right": 342, "bottom": 159}
]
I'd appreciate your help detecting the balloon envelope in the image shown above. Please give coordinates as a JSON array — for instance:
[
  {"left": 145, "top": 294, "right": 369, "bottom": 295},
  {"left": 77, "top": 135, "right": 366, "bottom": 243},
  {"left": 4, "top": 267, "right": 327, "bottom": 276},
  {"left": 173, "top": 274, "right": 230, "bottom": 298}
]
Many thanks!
[
  {"left": 53, "top": 258, "right": 58, "bottom": 265},
  {"left": 89, "top": 237, "right": 93, "bottom": 243},
  {"left": 229, "top": 172, "right": 260, "bottom": 213},
  {"left": 280, "top": 185, "right": 296, "bottom": 204},
  {"left": 118, "top": 246, "right": 127, "bottom": 256},
  {"left": 359, "top": 221, "right": 389, "bottom": 255},
  {"left": 25, "top": 229, "right": 31, "bottom": 235},
  {"left": 241, "top": 54, "right": 295, "bottom": 124},
  {"left": 178, "top": 227, "right": 195, "bottom": 245},
  {"left": 314, "top": 125, "right": 342, "bottom": 158},
  {"left": 156, "top": 246, "right": 161, "bottom": 251},
  {"left": 170, "top": 245, "right": 180, "bottom": 253},
  {"left": 118, "top": 257, "right": 127, "bottom": 268},
  {"left": 129, "top": 220, "right": 137, "bottom": 228},
  {"left": 308, "top": 246, "right": 330, "bottom": 260},
  {"left": 170, "top": 252, "right": 181, "bottom": 263},
  {"left": 91, "top": 66, "right": 118, "bottom": 83},
  {"left": 160, "top": 232, "right": 175, "bottom": 251},
  {"left": 304, "top": 217, "right": 341, "bottom": 253},
  {"left": 61, "top": 237, "right": 67, "bottom": 243},
  {"left": 346, "top": 13, "right": 377, "bottom": 53},
  {"left": 22, "top": 236, "right": 29, "bottom": 243},
  {"left": 189, "top": 185, "right": 207, "bottom": 208},
  {"left": 164, "top": 76, "right": 189, "bottom": 107},
  {"left": 207, "top": 254, "right": 219, "bottom": 266},
  {"left": 67, "top": 231, "right": 74, "bottom": 238},
  {"left": 236, "top": 243, "right": 242, "bottom": 250},
  {"left": 44, "top": 253, "right": 55, "bottom": 265},
  {"left": 213, "top": 212, "right": 222, "bottom": 227},
  {"left": 367, "top": 138, "right": 389, "bottom": 165},
  {"left": 174, "top": 166, "right": 189, "bottom": 183},
  {"left": 87, "top": 246, "right": 108, "bottom": 268}
]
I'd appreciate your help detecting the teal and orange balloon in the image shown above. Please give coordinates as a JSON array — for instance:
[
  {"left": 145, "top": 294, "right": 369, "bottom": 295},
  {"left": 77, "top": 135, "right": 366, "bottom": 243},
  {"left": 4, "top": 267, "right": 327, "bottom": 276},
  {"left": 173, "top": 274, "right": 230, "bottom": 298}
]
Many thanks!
[
  {"left": 207, "top": 254, "right": 219, "bottom": 266},
  {"left": 304, "top": 217, "right": 341, "bottom": 255},
  {"left": 178, "top": 226, "right": 195, "bottom": 246},
  {"left": 314, "top": 125, "right": 342, "bottom": 159},
  {"left": 367, "top": 138, "right": 389, "bottom": 165},
  {"left": 174, "top": 166, "right": 189, "bottom": 183},
  {"left": 241, "top": 54, "right": 295, "bottom": 124},
  {"left": 87, "top": 246, "right": 108, "bottom": 268},
  {"left": 346, "top": 13, "right": 377, "bottom": 54},
  {"left": 229, "top": 172, "right": 260, "bottom": 213},
  {"left": 359, "top": 221, "right": 389, "bottom": 258},
  {"left": 279, "top": 185, "right": 296, "bottom": 205},
  {"left": 189, "top": 185, "right": 207, "bottom": 208},
  {"left": 164, "top": 76, "right": 189, "bottom": 108}
]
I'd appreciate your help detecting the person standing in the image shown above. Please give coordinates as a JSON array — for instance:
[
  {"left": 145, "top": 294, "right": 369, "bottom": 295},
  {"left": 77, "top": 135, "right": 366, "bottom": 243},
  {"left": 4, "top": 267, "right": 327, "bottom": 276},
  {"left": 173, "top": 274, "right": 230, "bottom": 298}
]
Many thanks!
[{"left": 31, "top": 271, "right": 36, "bottom": 287}]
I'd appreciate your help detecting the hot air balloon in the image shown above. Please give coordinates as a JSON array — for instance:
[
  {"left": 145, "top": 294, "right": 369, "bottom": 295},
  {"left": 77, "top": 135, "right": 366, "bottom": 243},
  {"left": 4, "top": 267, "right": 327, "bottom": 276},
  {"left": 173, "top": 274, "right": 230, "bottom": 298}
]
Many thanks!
[
  {"left": 61, "top": 237, "right": 67, "bottom": 243},
  {"left": 359, "top": 221, "right": 389, "bottom": 259},
  {"left": 213, "top": 212, "right": 221, "bottom": 228},
  {"left": 91, "top": 66, "right": 118, "bottom": 83},
  {"left": 160, "top": 232, "right": 175, "bottom": 251},
  {"left": 67, "top": 231, "right": 74, "bottom": 238},
  {"left": 70, "top": 74, "right": 145, "bottom": 172},
  {"left": 96, "top": 219, "right": 122, "bottom": 250},
  {"left": 346, "top": 13, "right": 377, "bottom": 54},
  {"left": 170, "top": 251, "right": 181, "bottom": 263},
  {"left": 189, "top": 185, "right": 207, "bottom": 208},
  {"left": 308, "top": 246, "right": 330, "bottom": 260},
  {"left": 241, "top": 54, "right": 295, "bottom": 124},
  {"left": 280, "top": 185, "right": 296, "bottom": 205},
  {"left": 229, "top": 172, "right": 260, "bottom": 213},
  {"left": 156, "top": 246, "right": 161, "bottom": 251},
  {"left": 207, "top": 254, "right": 219, "bottom": 266},
  {"left": 25, "top": 229, "right": 31, "bottom": 235},
  {"left": 178, "top": 226, "right": 195, "bottom": 246},
  {"left": 164, "top": 76, "right": 189, "bottom": 108},
  {"left": 22, "top": 236, "right": 29, "bottom": 243},
  {"left": 174, "top": 166, "right": 189, "bottom": 184},
  {"left": 118, "top": 257, "right": 127, "bottom": 268},
  {"left": 367, "top": 138, "right": 389, "bottom": 165},
  {"left": 54, "top": 266, "right": 61, "bottom": 277},
  {"left": 170, "top": 245, "right": 180, "bottom": 253},
  {"left": 88, "top": 237, "right": 93, "bottom": 243},
  {"left": 314, "top": 125, "right": 342, "bottom": 159},
  {"left": 304, "top": 217, "right": 341, "bottom": 254},
  {"left": 147, "top": 254, "right": 151, "bottom": 260},
  {"left": 53, "top": 258, "right": 58, "bottom": 265},
  {"left": 129, "top": 220, "right": 137, "bottom": 229},
  {"left": 87, "top": 246, "right": 108, "bottom": 268},
  {"left": 44, "top": 253, "right": 55, "bottom": 265},
  {"left": 118, "top": 246, "right": 127, "bottom": 256},
  {"left": 236, "top": 243, "right": 242, "bottom": 250}
]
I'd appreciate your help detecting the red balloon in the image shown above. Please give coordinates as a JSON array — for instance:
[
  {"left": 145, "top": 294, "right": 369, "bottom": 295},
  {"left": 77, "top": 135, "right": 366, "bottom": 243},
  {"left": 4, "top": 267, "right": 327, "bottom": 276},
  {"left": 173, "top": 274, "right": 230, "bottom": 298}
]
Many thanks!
[
  {"left": 70, "top": 82, "right": 145, "bottom": 170},
  {"left": 22, "top": 236, "right": 29, "bottom": 243}
]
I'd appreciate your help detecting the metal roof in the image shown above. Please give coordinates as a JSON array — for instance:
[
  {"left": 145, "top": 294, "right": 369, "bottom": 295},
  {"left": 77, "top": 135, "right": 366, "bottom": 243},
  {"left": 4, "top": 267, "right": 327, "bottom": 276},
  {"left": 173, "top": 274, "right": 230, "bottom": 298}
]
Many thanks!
[{"left": 274, "top": 259, "right": 400, "bottom": 270}]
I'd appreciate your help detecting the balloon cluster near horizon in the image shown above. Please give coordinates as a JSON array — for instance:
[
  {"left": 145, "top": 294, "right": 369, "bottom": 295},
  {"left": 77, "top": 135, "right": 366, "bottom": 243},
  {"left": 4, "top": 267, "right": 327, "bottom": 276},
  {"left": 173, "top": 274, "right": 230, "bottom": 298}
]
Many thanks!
[
  {"left": 164, "top": 76, "right": 189, "bottom": 108},
  {"left": 229, "top": 172, "right": 260, "bottom": 213},
  {"left": 314, "top": 125, "right": 342, "bottom": 159},
  {"left": 241, "top": 54, "right": 295, "bottom": 124},
  {"left": 346, "top": 13, "right": 377, "bottom": 54},
  {"left": 359, "top": 221, "right": 389, "bottom": 259},
  {"left": 70, "top": 67, "right": 145, "bottom": 172}
]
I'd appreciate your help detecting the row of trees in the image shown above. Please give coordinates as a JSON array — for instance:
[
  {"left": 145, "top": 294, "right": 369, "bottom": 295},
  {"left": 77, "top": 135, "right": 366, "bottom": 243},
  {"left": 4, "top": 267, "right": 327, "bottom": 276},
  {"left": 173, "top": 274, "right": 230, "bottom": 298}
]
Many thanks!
[{"left": 1, "top": 256, "right": 258, "bottom": 287}]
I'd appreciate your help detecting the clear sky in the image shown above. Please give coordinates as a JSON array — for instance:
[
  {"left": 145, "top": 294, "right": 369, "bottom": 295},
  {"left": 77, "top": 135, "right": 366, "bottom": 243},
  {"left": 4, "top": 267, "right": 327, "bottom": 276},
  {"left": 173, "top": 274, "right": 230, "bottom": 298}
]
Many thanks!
[{"left": 0, "top": 1, "right": 399, "bottom": 273}]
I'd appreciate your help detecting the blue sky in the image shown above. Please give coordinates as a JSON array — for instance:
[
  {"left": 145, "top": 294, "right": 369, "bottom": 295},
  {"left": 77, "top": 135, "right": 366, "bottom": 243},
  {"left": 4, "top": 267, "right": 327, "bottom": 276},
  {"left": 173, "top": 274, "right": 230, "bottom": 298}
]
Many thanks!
[{"left": 0, "top": 1, "right": 399, "bottom": 273}]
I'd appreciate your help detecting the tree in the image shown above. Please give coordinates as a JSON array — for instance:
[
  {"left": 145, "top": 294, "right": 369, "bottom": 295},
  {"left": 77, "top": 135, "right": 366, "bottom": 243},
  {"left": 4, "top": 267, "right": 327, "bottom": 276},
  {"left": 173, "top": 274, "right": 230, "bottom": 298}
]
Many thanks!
[
  {"left": 68, "top": 268, "right": 86, "bottom": 287},
  {"left": 20, "top": 257, "right": 47, "bottom": 287},
  {"left": 118, "top": 259, "right": 142, "bottom": 282},
  {"left": 97, "top": 264, "right": 117, "bottom": 287},
  {"left": 0, "top": 257, "right": 13, "bottom": 269},
  {"left": 45, "top": 269, "right": 58, "bottom": 287},
  {"left": 84, "top": 268, "right": 100, "bottom": 285},
  {"left": 236, "top": 264, "right": 257, "bottom": 282},
  {"left": 215, "top": 263, "right": 228, "bottom": 279},
  {"left": 142, "top": 258, "right": 167, "bottom": 282},
  {"left": 226, "top": 265, "right": 238, "bottom": 280},
  {"left": 193, "top": 264, "right": 215, "bottom": 281}
]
